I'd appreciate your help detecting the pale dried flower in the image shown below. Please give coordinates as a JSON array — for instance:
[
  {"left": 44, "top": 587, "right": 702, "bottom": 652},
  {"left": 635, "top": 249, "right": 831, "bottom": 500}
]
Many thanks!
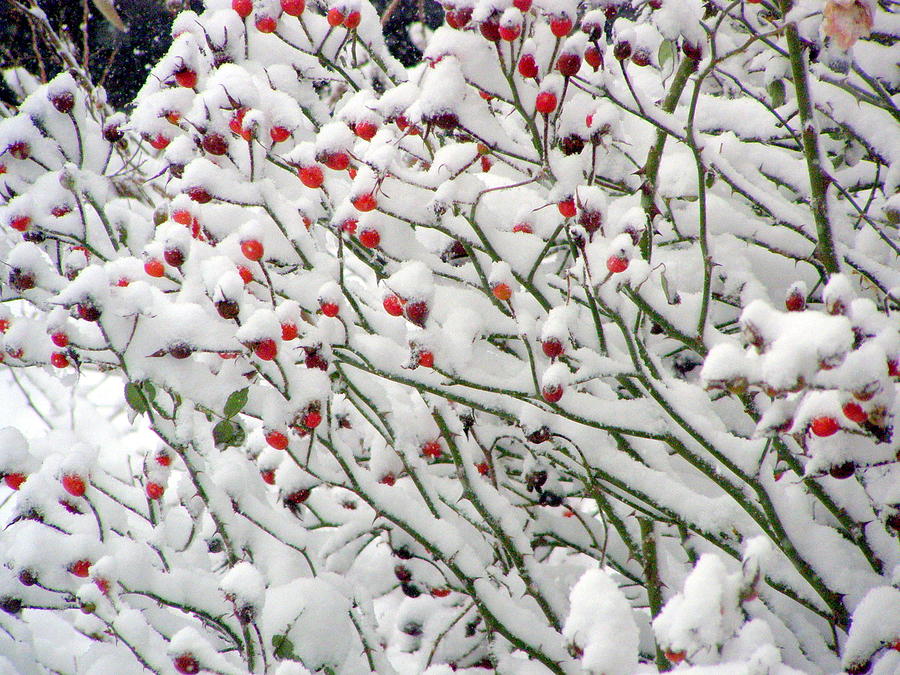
[{"left": 822, "top": 0, "right": 874, "bottom": 51}]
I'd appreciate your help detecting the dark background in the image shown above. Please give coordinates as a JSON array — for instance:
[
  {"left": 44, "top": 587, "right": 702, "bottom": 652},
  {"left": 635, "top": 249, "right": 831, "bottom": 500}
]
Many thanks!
[{"left": 0, "top": 0, "right": 443, "bottom": 110}]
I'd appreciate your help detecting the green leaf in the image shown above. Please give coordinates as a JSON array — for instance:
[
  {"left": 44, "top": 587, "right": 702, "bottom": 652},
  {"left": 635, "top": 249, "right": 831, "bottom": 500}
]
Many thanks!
[
  {"left": 658, "top": 40, "right": 675, "bottom": 69},
  {"left": 124, "top": 382, "right": 148, "bottom": 414},
  {"left": 224, "top": 387, "right": 249, "bottom": 419},
  {"left": 272, "top": 634, "right": 298, "bottom": 660},
  {"left": 767, "top": 79, "right": 785, "bottom": 108},
  {"left": 144, "top": 381, "right": 156, "bottom": 403},
  {"left": 213, "top": 420, "right": 246, "bottom": 447},
  {"left": 213, "top": 420, "right": 235, "bottom": 445}
]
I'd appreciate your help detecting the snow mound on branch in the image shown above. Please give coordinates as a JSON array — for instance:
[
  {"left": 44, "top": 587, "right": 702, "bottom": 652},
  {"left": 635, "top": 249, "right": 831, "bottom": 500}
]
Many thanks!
[{"left": 562, "top": 569, "right": 639, "bottom": 674}]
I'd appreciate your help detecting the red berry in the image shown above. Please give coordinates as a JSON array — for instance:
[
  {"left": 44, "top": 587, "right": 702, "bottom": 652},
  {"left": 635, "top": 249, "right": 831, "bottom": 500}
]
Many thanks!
[
  {"left": 404, "top": 301, "right": 429, "bottom": 327},
  {"left": 535, "top": 92, "right": 557, "bottom": 115},
  {"left": 557, "top": 198, "right": 576, "bottom": 218},
  {"left": 549, "top": 16, "right": 572, "bottom": 37},
  {"left": 9, "top": 215, "right": 30, "bottom": 232},
  {"left": 829, "top": 462, "right": 856, "bottom": 480},
  {"left": 305, "top": 353, "right": 328, "bottom": 370},
  {"left": 683, "top": 41, "right": 703, "bottom": 61},
  {"left": 255, "top": 339, "right": 278, "bottom": 361},
  {"left": 146, "top": 482, "right": 164, "bottom": 500},
  {"left": 614, "top": 40, "right": 632, "bottom": 61},
  {"left": 51, "top": 332, "right": 69, "bottom": 348},
  {"left": 304, "top": 411, "right": 322, "bottom": 429},
  {"left": 513, "top": 0, "right": 531, "bottom": 9},
  {"left": 417, "top": 350, "right": 434, "bottom": 368},
  {"left": 889, "top": 359, "right": 900, "bottom": 377},
  {"left": 255, "top": 15, "right": 278, "bottom": 32},
  {"left": 422, "top": 440, "right": 442, "bottom": 458},
  {"left": 481, "top": 156, "right": 492, "bottom": 172},
  {"left": 431, "top": 587, "right": 451, "bottom": 597},
  {"left": 327, "top": 7, "right": 344, "bottom": 26},
  {"left": 281, "top": 322, "right": 298, "bottom": 341},
  {"left": 454, "top": 7, "right": 473, "bottom": 28},
  {"left": 542, "top": 384, "right": 563, "bottom": 403},
  {"left": 341, "top": 218, "right": 358, "bottom": 234},
  {"left": 286, "top": 488, "right": 310, "bottom": 504},
  {"left": 50, "top": 90, "right": 75, "bottom": 114},
  {"left": 62, "top": 474, "right": 86, "bottom": 497},
  {"left": 270, "top": 126, "right": 291, "bottom": 143},
  {"left": 50, "top": 352, "right": 69, "bottom": 368},
  {"left": 241, "top": 239, "right": 264, "bottom": 261},
  {"left": 383, "top": 294, "right": 403, "bottom": 316},
  {"left": 145, "top": 259, "right": 165, "bottom": 277},
  {"left": 299, "top": 165, "right": 324, "bottom": 188},
  {"left": 542, "top": 338, "right": 563, "bottom": 359},
  {"left": 69, "top": 560, "right": 91, "bottom": 578},
  {"left": 4, "top": 473, "right": 26, "bottom": 490},
  {"left": 810, "top": 416, "right": 840, "bottom": 437},
  {"left": 172, "top": 209, "right": 192, "bottom": 225},
  {"left": 150, "top": 134, "right": 170, "bottom": 150},
  {"left": 202, "top": 133, "right": 228, "bottom": 156},
  {"left": 174, "top": 67, "right": 197, "bottom": 88},
  {"left": 7, "top": 141, "right": 29, "bottom": 160},
  {"left": 173, "top": 654, "right": 200, "bottom": 675},
  {"left": 353, "top": 193, "right": 377, "bottom": 212},
  {"left": 512, "top": 222, "right": 533, "bottom": 234},
  {"left": 344, "top": 10, "right": 360, "bottom": 29},
  {"left": 842, "top": 402, "right": 868, "bottom": 424},
  {"left": 230, "top": 108, "right": 249, "bottom": 136},
  {"left": 164, "top": 247, "right": 185, "bottom": 268},
  {"left": 665, "top": 651, "right": 686, "bottom": 665},
  {"left": 359, "top": 227, "right": 380, "bottom": 248},
  {"left": 261, "top": 469, "right": 276, "bottom": 484},
  {"left": 606, "top": 255, "right": 629, "bottom": 274},
  {"left": 237, "top": 265, "right": 254, "bottom": 284},
  {"left": 379, "top": 473, "right": 396, "bottom": 486},
  {"left": 479, "top": 17, "right": 501, "bottom": 41},
  {"left": 281, "top": 0, "right": 304, "bottom": 15},
  {"left": 266, "top": 430, "right": 289, "bottom": 450},
  {"left": 77, "top": 304, "right": 101, "bottom": 322},
  {"left": 155, "top": 452, "right": 172, "bottom": 467},
  {"left": 557, "top": 52, "right": 581, "bottom": 77},
  {"left": 320, "top": 301, "right": 339, "bottom": 317},
  {"left": 584, "top": 44, "right": 603, "bottom": 71},
  {"left": 785, "top": 291, "right": 805, "bottom": 312},
  {"left": 51, "top": 204, "right": 72, "bottom": 218},
  {"left": 492, "top": 282, "right": 512, "bottom": 301},
  {"left": 499, "top": 24, "right": 521, "bottom": 41},
  {"left": 354, "top": 121, "right": 378, "bottom": 140},
  {"left": 518, "top": 53, "right": 538, "bottom": 78},
  {"left": 232, "top": 0, "right": 252, "bottom": 18},
  {"left": 631, "top": 49, "right": 651, "bottom": 67},
  {"left": 0, "top": 319, "right": 9, "bottom": 333},
  {"left": 187, "top": 186, "right": 212, "bottom": 203},
  {"left": 323, "top": 152, "right": 350, "bottom": 170}
]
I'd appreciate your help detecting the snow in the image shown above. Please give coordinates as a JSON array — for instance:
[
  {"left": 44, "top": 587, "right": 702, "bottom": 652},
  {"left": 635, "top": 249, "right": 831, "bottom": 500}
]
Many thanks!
[
  {"left": 1, "top": 1, "right": 898, "bottom": 673},
  {"left": 563, "top": 569, "right": 639, "bottom": 675}
]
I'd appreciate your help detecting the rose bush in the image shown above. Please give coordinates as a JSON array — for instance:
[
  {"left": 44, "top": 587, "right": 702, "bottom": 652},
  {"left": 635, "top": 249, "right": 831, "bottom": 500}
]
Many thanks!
[{"left": 1, "top": 0, "right": 898, "bottom": 673}]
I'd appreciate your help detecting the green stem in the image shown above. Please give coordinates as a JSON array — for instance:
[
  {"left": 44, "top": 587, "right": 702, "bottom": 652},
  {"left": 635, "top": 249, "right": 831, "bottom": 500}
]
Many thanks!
[{"left": 781, "top": 1, "right": 839, "bottom": 274}]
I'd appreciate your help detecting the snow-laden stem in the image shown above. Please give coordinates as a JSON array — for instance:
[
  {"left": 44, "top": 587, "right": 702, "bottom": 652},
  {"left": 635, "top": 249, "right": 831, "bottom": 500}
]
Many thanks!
[
  {"left": 433, "top": 408, "right": 563, "bottom": 632},
  {"left": 639, "top": 57, "right": 696, "bottom": 261},
  {"left": 781, "top": 0, "right": 840, "bottom": 275},
  {"left": 639, "top": 518, "right": 669, "bottom": 671}
]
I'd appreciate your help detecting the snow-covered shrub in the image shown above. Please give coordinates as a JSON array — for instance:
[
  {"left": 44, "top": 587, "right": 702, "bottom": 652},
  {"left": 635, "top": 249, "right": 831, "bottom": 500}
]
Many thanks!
[{"left": 1, "top": 0, "right": 898, "bottom": 673}]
